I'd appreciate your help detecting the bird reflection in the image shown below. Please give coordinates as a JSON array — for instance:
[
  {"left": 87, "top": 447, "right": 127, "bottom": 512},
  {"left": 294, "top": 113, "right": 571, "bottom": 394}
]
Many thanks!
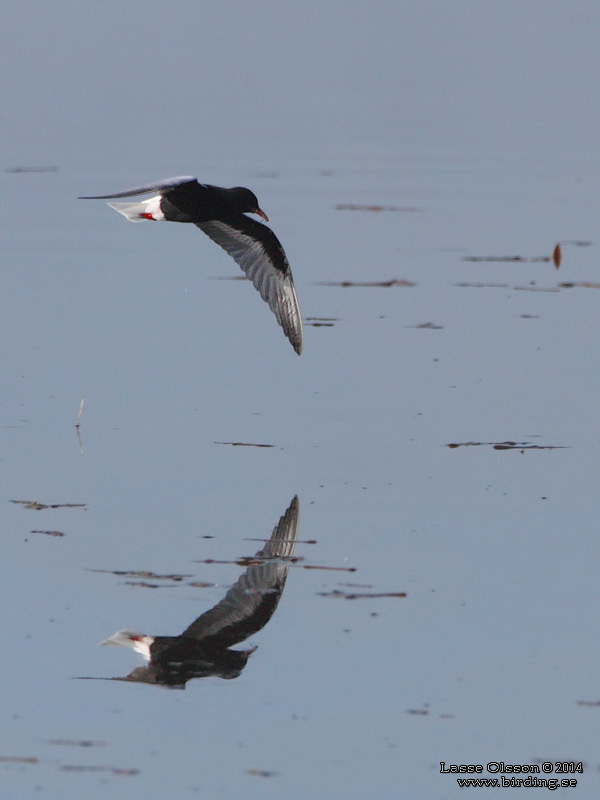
[{"left": 100, "top": 496, "right": 299, "bottom": 689}]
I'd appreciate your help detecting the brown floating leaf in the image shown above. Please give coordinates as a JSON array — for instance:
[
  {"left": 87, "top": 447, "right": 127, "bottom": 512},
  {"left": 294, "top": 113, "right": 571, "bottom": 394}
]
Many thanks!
[
  {"left": 214, "top": 441, "right": 275, "bottom": 448},
  {"left": 552, "top": 243, "right": 562, "bottom": 268},
  {"left": 30, "top": 530, "right": 65, "bottom": 537},
  {"left": 316, "top": 278, "right": 416, "bottom": 288},
  {"left": 318, "top": 589, "right": 406, "bottom": 599},
  {"left": 335, "top": 203, "right": 421, "bottom": 212},
  {"left": 11, "top": 500, "right": 86, "bottom": 510}
]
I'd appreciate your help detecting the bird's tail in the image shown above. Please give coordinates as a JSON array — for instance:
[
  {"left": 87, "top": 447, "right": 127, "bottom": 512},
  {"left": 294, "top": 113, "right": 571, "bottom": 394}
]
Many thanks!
[
  {"left": 100, "top": 629, "right": 154, "bottom": 659},
  {"left": 107, "top": 201, "right": 153, "bottom": 222}
]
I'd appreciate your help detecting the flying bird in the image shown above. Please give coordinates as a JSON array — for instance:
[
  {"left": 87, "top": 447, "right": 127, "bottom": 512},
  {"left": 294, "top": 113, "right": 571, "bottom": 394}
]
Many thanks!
[
  {"left": 80, "top": 176, "right": 303, "bottom": 354},
  {"left": 100, "top": 495, "right": 300, "bottom": 688}
]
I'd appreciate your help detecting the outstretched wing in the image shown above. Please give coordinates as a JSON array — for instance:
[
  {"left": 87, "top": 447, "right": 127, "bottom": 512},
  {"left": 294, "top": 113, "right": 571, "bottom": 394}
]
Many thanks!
[
  {"left": 79, "top": 176, "right": 198, "bottom": 199},
  {"left": 181, "top": 496, "right": 300, "bottom": 648},
  {"left": 197, "top": 217, "right": 303, "bottom": 355}
]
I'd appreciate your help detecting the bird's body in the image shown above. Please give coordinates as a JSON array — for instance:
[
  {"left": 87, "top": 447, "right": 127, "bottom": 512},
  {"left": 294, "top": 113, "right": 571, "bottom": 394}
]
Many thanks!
[
  {"left": 80, "top": 177, "right": 303, "bottom": 354},
  {"left": 100, "top": 496, "right": 300, "bottom": 688}
]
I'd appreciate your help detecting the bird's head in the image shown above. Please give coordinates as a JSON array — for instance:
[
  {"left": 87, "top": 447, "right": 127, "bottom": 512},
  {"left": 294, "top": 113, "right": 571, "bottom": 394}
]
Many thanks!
[{"left": 230, "top": 187, "right": 269, "bottom": 221}]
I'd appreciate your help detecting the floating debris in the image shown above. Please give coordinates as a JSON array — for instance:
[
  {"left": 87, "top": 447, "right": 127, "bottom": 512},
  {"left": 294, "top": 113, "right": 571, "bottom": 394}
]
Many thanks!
[
  {"left": 338, "top": 582, "right": 373, "bottom": 589},
  {"left": 124, "top": 581, "right": 179, "bottom": 589},
  {"left": 60, "top": 765, "right": 139, "bottom": 775},
  {"left": 406, "top": 708, "right": 429, "bottom": 716},
  {"left": 244, "top": 537, "right": 317, "bottom": 545},
  {"left": 214, "top": 441, "right": 275, "bottom": 448},
  {"left": 462, "top": 255, "right": 552, "bottom": 263},
  {"left": 552, "top": 243, "right": 562, "bottom": 268},
  {"left": 447, "top": 441, "right": 567, "bottom": 451},
  {"left": 46, "top": 739, "right": 106, "bottom": 748},
  {"left": 577, "top": 700, "right": 600, "bottom": 707},
  {"left": 462, "top": 241, "right": 581, "bottom": 269},
  {"left": 125, "top": 581, "right": 179, "bottom": 589},
  {"left": 454, "top": 282, "right": 509, "bottom": 288},
  {"left": 88, "top": 569, "right": 191, "bottom": 582},
  {"left": 558, "top": 281, "right": 600, "bottom": 289},
  {"left": 513, "top": 285, "right": 560, "bottom": 293},
  {"left": 316, "top": 278, "right": 416, "bottom": 288},
  {"left": 0, "top": 755, "right": 38, "bottom": 764},
  {"left": 6, "top": 166, "right": 58, "bottom": 173},
  {"left": 246, "top": 768, "right": 279, "bottom": 778},
  {"left": 11, "top": 500, "right": 86, "bottom": 510},
  {"left": 195, "top": 556, "right": 299, "bottom": 568},
  {"left": 30, "top": 530, "right": 65, "bottom": 537},
  {"left": 75, "top": 397, "right": 84, "bottom": 454},
  {"left": 305, "top": 317, "right": 337, "bottom": 327},
  {"left": 301, "top": 564, "right": 357, "bottom": 573},
  {"left": 407, "top": 322, "right": 443, "bottom": 329},
  {"left": 335, "top": 203, "right": 422, "bottom": 212},
  {"left": 318, "top": 589, "right": 406, "bottom": 599},
  {"left": 194, "top": 557, "right": 356, "bottom": 573}
]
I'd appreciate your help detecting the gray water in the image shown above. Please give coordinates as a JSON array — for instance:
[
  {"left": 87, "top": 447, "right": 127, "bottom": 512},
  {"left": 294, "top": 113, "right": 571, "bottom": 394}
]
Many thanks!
[{"left": 2, "top": 2, "right": 600, "bottom": 798}]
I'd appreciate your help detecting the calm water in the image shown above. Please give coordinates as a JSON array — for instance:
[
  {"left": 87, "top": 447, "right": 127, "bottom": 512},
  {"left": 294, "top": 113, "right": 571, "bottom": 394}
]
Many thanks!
[{"left": 2, "top": 2, "right": 600, "bottom": 798}]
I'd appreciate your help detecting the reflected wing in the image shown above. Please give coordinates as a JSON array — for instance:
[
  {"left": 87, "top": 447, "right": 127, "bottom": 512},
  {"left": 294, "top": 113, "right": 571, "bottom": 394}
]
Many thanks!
[
  {"left": 181, "top": 496, "right": 300, "bottom": 648},
  {"left": 79, "top": 176, "right": 198, "bottom": 199},
  {"left": 197, "top": 218, "right": 303, "bottom": 355}
]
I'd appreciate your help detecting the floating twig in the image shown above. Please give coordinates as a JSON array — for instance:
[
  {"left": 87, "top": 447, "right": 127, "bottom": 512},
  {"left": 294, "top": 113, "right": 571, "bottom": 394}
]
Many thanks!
[
  {"left": 214, "top": 441, "right": 275, "bottom": 448},
  {"left": 75, "top": 397, "right": 84, "bottom": 454},
  {"left": 11, "top": 500, "right": 86, "bottom": 510},
  {"left": 88, "top": 569, "right": 191, "bottom": 581},
  {"left": 318, "top": 589, "right": 406, "bottom": 599},
  {"left": 6, "top": 166, "right": 58, "bottom": 173},
  {"left": 316, "top": 278, "right": 416, "bottom": 288},
  {"left": 447, "top": 441, "right": 567, "bottom": 451},
  {"left": 335, "top": 203, "right": 422, "bottom": 212}
]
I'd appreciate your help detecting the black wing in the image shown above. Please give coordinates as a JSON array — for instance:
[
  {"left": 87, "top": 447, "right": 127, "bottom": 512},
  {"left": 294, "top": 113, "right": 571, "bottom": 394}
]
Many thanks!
[
  {"left": 197, "top": 217, "right": 303, "bottom": 354},
  {"left": 79, "top": 176, "right": 198, "bottom": 200},
  {"left": 181, "top": 496, "right": 299, "bottom": 648}
]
